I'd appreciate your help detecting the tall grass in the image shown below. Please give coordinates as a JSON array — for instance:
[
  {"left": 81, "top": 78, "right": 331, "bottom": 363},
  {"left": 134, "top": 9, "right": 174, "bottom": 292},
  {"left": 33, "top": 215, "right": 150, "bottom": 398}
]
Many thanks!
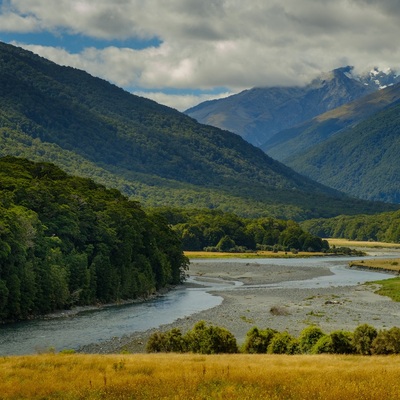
[{"left": 2, "top": 353, "right": 400, "bottom": 399}]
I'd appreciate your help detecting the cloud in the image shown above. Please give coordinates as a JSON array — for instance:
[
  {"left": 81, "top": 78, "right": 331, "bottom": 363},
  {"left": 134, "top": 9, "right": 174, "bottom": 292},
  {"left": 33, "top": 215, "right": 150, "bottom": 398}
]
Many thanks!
[
  {"left": 3, "top": 0, "right": 400, "bottom": 110},
  {"left": 133, "top": 91, "right": 234, "bottom": 112}
]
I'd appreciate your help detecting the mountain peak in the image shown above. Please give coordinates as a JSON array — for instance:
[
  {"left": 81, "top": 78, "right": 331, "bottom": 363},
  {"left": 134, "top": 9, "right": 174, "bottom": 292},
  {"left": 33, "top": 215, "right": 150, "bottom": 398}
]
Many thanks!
[{"left": 186, "top": 66, "right": 375, "bottom": 146}]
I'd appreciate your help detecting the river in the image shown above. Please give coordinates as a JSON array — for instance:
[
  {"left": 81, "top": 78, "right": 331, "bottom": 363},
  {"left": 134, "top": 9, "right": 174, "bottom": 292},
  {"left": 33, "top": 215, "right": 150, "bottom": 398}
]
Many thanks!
[{"left": 0, "top": 255, "right": 396, "bottom": 356}]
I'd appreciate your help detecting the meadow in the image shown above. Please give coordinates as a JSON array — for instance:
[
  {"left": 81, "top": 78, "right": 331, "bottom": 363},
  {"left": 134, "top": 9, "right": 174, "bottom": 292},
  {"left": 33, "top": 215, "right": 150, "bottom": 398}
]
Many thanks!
[
  {"left": 327, "top": 238, "right": 400, "bottom": 249},
  {"left": 2, "top": 353, "right": 400, "bottom": 399}
]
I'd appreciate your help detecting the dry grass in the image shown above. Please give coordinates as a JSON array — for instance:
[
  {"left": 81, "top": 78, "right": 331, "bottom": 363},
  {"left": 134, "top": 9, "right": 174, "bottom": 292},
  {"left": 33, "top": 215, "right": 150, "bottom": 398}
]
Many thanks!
[
  {"left": 349, "top": 258, "right": 400, "bottom": 272},
  {"left": 2, "top": 353, "right": 400, "bottom": 399},
  {"left": 326, "top": 238, "right": 400, "bottom": 249}
]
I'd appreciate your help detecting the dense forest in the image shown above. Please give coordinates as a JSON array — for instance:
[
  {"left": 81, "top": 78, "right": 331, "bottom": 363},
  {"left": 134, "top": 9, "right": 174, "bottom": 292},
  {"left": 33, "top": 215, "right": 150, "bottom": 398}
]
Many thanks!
[
  {"left": 287, "top": 96, "right": 400, "bottom": 203},
  {"left": 152, "top": 208, "right": 329, "bottom": 252},
  {"left": 0, "top": 41, "right": 396, "bottom": 220},
  {"left": 0, "top": 157, "right": 188, "bottom": 322},
  {"left": 302, "top": 210, "right": 400, "bottom": 242}
]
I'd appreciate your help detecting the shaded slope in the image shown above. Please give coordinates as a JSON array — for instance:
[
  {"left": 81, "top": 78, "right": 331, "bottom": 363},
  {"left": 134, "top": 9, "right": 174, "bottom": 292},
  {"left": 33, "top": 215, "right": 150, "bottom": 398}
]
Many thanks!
[
  {"left": 0, "top": 42, "right": 395, "bottom": 219},
  {"left": 287, "top": 101, "right": 400, "bottom": 203},
  {"left": 262, "top": 82, "right": 400, "bottom": 162}
]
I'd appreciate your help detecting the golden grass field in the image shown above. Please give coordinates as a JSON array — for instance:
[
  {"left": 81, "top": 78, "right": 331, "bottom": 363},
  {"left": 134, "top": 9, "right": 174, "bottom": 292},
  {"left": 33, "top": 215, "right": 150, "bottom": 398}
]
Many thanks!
[
  {"left": 349, "top": 258, "right": 400, "bottom": 272},
  {"left": 2, "top": 353, "right": 400, "bottom": 399},
  {"left": 326, "top": 238, "right": 400, "bottom": 249}
]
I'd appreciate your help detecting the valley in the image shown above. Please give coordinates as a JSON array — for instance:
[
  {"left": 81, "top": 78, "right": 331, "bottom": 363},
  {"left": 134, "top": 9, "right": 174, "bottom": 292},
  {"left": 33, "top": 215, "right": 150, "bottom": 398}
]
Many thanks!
[{"left": 1, "top": 3, "right": 400, "bottom": 399}]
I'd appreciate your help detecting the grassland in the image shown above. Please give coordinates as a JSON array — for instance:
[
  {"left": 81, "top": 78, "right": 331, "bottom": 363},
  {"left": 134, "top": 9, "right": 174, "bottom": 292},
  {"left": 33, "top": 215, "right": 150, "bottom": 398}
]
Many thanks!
[
  {"left": 349, "top": 258, "right": 400, "bottom": 273},
  {"left": 343, "top": 238, "right": 400, "bottom": 302},
  {"left": 2, "top": 353, "right": 400, "bottom": 399},
  {"left": 327, "top": 238, "right": 400, "bottom": 249},
  {"left": 367, "top": 277, "right": 400, "bottom": 302}
]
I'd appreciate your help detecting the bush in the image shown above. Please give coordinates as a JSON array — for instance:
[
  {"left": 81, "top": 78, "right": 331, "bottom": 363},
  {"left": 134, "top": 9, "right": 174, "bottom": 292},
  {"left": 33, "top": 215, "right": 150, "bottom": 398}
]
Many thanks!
[
  {"left": 298, "top": 326, "right": 325, "bottom": 354},
  {"left": 312, "top": 331, "right": 354, "bottom": 354},
  {"left": 146, "top": 328, "right": 187, "bottom": 353},
  {"left": 267, "top": 332, "right": 296, "bottom": 354},
  {"left": 371, "top": 327, "right": 400, "bottom": 355},
  {"left": 353, "top": 324, "right": 377, "bottom": 355},
  {"left": 242, "top": 327, "right": 277, "bottom": 354},
  {"left": 185, "top": 321, "right": 238, "bottom": 354},
  {"left": 311, "top": 335, "right": 332, "bottom": 354}
]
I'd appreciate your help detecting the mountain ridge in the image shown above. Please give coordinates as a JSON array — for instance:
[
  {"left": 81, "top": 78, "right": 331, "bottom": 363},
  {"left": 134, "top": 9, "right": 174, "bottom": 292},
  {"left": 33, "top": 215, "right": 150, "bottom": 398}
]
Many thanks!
[
  {"left": 0, "top": 41, "right": 396, "bottom": 219},
  {"left": 185, "top": 66, "right": 397, "bottom": 146},
  {"left": 286, "top": 99, "right": 400, "bottom": 203},
  {"left": 262, "top": 82, "right": 400, "bottom": 161}
]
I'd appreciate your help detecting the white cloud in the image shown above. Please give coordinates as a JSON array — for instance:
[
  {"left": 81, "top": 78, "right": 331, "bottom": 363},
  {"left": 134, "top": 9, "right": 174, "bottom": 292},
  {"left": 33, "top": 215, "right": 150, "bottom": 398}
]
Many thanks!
[
  {"left": 133, "top": 90, "right": 235, "bottom": 112},
  {"left": 4, "top": 0, "right": 400, "bottom": 109},
  {"left": 0, "top": 12, "right": 40, "bottom": 32}
]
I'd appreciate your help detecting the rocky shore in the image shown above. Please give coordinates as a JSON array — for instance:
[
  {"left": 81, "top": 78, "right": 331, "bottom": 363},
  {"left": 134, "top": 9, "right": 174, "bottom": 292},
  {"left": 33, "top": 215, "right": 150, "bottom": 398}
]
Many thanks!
[{"left": 79, "top": 257, "right": 400, "bottom": 354}]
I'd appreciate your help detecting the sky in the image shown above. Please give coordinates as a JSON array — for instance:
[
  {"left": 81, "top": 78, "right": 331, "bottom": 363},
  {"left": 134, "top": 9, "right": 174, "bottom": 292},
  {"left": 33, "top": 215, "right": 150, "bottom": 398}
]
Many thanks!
[{"left": 1, "top": 0, "right": 400, "bottom": 111}]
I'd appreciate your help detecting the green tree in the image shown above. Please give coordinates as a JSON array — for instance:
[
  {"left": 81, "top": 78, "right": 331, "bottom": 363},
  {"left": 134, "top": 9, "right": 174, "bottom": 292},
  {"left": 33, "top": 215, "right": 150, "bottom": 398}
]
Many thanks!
[
  {"left": 353, "top": 324, "right": 378, "bottom": 355},
  {"left": 216, "top": 235, "right": 236, "bottom": 252},
  {"left": 267, "top": 331, "right": 296, "bottom": 354},
  {"left": 242, "top": 327, "right": 277, "bottom": 354},
  {"left": 298, "top": 326, "right": 325, "bottom": 354},
  {"left": 185, "top": 321, "right": 238, "bottom": 354}
]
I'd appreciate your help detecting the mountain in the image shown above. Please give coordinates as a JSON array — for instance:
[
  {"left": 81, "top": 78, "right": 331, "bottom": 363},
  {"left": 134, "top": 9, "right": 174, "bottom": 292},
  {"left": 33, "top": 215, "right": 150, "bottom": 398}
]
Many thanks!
[
  {"left": 262, "top": 82, "right": 400, "bottom": 162},
  {"left": 0, "top": 41, "right": 395, "bottom": 219},
  {"left": 285, "top": 96, "right": 400, "bottom": 203},
  {"left": 185, "top": 67, "right": 399, "bottom": 147}
]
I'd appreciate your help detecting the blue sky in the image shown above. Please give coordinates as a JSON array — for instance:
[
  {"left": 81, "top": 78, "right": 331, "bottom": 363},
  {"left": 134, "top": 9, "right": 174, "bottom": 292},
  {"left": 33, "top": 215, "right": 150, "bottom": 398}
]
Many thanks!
[{"left": 1, "top": 0, "right": 400, "bottom": 110}]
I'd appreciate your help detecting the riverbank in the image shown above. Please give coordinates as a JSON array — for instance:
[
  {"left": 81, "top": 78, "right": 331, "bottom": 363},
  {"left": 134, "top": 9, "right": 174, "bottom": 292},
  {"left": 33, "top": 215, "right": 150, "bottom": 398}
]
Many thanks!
[{"left": 79, "top": 256, "right": 400, "bottom": 354}]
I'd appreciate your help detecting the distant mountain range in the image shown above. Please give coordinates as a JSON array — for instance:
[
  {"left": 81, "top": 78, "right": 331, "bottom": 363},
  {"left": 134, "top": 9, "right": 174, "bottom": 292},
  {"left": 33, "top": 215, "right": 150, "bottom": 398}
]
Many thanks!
[
  {"left": 283, "top": 87, "right": 400, "bottom": 203},
  {"left": 186, "top": 66, "right": 400, "bottom": 204},
  {"left": 262, "top": 82, "right": 400, "bottom": 161},
  {"left": 0, "top": 41, "right": 394, "bottom": 219},
  {"left": 185, "top": 66, "right": 400, "bottom": 147}
]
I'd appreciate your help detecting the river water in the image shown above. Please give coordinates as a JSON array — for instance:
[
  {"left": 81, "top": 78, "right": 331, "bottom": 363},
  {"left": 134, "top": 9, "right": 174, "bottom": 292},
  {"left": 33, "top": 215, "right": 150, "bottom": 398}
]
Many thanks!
[{"left": 0, "top": 255, "right": 396, "bottom": 355}]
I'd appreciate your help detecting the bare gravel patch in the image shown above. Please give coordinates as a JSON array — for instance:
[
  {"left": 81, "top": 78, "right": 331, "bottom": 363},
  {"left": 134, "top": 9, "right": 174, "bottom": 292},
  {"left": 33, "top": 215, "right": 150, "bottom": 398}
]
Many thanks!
[{"left": 79, "top": 258, "right": 400, "bottom": 354}]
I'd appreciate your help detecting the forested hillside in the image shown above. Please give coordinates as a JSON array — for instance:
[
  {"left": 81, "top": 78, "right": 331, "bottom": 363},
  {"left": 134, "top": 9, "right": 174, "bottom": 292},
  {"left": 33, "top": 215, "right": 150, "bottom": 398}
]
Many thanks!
[
  {"left": 287, "top": 100, "right": 400, "bottom": 203},
  {"left": 262, "top": 82, "right": 400, "bottom": 162},
  {"left": 302, "top": 210, "right": 400, "bottom": 242},
  {"left": 0, "top": 41, "right": 395, "bottom": 220},
  {"left": 0, "top": 157, "right": 188, "bottom": 322}
]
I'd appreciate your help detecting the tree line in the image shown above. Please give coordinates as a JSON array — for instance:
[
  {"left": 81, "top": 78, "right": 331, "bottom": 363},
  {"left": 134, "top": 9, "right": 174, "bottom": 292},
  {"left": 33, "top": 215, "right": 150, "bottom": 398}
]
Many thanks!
[
  {"left": 152, "top": 208, "right": 329, "bottom": 253},
  {"left": 301, "top": 210, "right": 400, "bottom": 242},
  {"left": 147, "top": 321, "right": 400, "bottom": 356},
  {"left": 0, "top": 157, "right": 188, "bottom": 322}
]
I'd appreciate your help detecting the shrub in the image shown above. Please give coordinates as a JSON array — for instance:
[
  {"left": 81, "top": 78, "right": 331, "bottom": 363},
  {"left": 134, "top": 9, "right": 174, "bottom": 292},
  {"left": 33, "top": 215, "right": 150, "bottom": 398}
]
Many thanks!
[
  {"left": 267, "top": 332, "right": 296, "bottom": 354},
  {"left": 242, "top": 327, "right": 277, "bottom": 354},
  {"left": 185, "top": 321, "right": 238, "bottom": 354},
  {"left": 311, "top": 335, "right": 332, "bottom": 354},
  {"left": 146, "top": 328, "right": 187, "bottom": 353},
  {"left": 371, "top": 327, "right": 400, "bottom": 355},
  {"left": 329, "top": 331, "right": 354, "bottom": 354},
  {"left": 312, "top": 331, "right": 354, "bottom": 354},
  {"left": 353, "top": 324, "right": 377, "bottom": 355},
  {"left": 298, "top": 326, "right": 325, "bottom": 354}
]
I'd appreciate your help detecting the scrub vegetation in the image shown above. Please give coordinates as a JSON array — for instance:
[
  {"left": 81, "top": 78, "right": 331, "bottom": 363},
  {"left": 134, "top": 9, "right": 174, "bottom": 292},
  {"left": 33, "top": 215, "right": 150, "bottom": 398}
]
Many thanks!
[{"left": 147, "top": 322, "right": 400, "bottom": 356}]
